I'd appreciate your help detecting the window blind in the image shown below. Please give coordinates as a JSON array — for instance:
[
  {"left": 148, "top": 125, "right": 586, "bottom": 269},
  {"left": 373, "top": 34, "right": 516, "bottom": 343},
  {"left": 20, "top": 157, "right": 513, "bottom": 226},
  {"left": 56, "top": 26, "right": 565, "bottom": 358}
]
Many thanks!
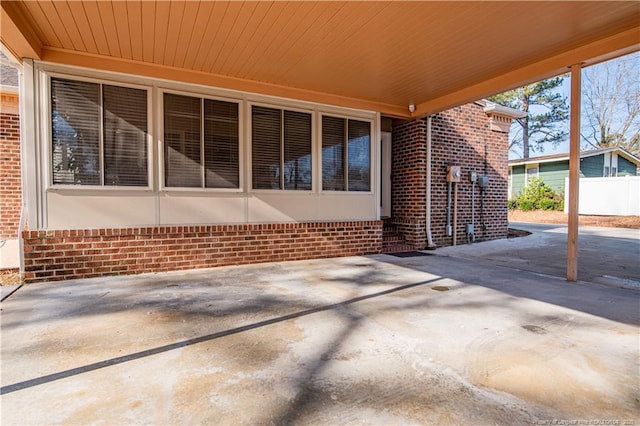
[
  {"left": 283, "top": 110, "right": 312, "bottom": 190},
  {"left": 204, "top": 99, "right": 239, "bottom": 188},
  {"left": 347, "top": 119, "right": 371, "bottom": 191},
  {"left": 321, "top": 116, "right": 345, "bottom": 191},
  {"left": 164, "top": 93, "right": 202, "bottom": 187},
  {"left": 103, "top": 85, "right": 148, "bottom": 186},
  {"left": 51, "top": 78, "right": 101, "bottom": 185},
  {"left": 252, "top": 106, "right": 282, "bottom": 189}
]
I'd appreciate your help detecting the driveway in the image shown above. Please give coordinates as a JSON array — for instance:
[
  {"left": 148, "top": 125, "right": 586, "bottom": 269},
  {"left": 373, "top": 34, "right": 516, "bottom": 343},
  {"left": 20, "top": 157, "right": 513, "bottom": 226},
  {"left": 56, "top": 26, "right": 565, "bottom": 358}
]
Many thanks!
[
  {"left": 438, "top": 222, "right": 640, "bottom": 287},
  {"left": 1, "top": 235, "right": 639, "bottom": 424}
]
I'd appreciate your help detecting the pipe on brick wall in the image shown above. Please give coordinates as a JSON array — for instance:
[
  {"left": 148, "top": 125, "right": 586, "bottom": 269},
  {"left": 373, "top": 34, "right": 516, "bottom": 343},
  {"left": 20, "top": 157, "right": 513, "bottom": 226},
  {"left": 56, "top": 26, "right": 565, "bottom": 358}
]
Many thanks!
[
  {"left": 425, "top": 116, "right": 436, "bottom": 248},
  {"left": 17, "top": 66, "right": 26, "bottom": 279}
]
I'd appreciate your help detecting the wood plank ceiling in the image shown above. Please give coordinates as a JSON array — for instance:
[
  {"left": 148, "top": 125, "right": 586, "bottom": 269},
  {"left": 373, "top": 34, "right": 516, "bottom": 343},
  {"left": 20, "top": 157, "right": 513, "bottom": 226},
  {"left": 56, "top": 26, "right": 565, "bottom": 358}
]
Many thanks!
[{"left": 1, "top": 1, "right": 639, "bottom": 117}]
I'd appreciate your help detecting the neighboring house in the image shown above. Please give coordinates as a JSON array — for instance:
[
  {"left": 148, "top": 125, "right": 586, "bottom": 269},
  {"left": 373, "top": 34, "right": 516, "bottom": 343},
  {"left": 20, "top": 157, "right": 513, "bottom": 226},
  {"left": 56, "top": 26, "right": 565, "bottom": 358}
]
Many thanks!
[
  {"left": 0, "top": 51, "right": 21, "bottom": 271},
  {"left": 1, "top": 2, "right": 627, "bottom": 283},
  {"left": 508, "top": 148, "right": 640, "bottom": 198}
]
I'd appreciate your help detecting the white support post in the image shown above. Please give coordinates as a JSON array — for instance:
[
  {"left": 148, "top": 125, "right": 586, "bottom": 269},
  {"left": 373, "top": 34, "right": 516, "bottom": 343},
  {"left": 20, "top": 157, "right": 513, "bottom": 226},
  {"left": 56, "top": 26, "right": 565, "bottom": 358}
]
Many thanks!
[{"left": 567, "top": 64, "right": 582, "bottom": 282}]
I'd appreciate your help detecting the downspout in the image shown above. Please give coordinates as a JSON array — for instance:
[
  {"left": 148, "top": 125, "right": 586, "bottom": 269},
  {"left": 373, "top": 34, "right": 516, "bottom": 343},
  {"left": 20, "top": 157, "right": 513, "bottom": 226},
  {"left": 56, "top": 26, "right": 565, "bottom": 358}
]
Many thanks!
[
  {"left": 17, "top": 65, "right": 26, "bottom": 279},
  {"left": 425, "top": 116, "right": 436, "bottom": 249}
]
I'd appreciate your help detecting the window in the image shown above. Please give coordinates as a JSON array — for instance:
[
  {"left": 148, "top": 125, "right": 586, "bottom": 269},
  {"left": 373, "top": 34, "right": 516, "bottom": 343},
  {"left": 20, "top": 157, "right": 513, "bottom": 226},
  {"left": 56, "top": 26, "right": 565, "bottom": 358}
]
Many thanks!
[
  {"left": 525, "top": 165, "right": 538, "bottom": 184},
  {"left": 251, "top": 105, "right": 312, "bottom": 190},
  {"left": 51, "top": 77, "right": 148, "bottom": 186},
  {"left": 322, "top": 116, "right": 371, "bottom": 191},
  {"left": 163, "top": 93, "right": 239, "bottom": 188}
]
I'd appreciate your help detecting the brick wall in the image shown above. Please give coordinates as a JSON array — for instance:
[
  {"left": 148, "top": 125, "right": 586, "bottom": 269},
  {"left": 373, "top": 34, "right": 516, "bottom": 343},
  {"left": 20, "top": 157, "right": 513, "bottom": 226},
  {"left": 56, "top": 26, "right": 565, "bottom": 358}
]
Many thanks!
[
  {"left": 391, "top": 120, "right": 427, "bottom": 248},
  {"left": 391, "top": 103, "right": 510, "bottom": 248},
  {"left": 22, "top": 221, "right": 383, "bottom": 283},
  {"left": 0, "top": 112, "right": 21, "bottom": 238},
  {"left": 430, "top": 104, "right": 509, "bottom": 246}
]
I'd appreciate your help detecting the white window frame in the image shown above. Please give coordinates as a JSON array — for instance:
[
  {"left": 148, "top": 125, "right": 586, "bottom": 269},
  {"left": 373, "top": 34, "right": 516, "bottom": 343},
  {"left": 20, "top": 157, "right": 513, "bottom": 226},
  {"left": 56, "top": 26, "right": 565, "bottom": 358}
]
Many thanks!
[
  {"left": 319, "top": 112, "right": 374, "bottom": 194},
  {"left": 42, "top": 70, "right": 153, "bottom": 192},
  {"left": 525, "top": 164, "right": 539, "bottom": 185},
  {"left": 158, "top": 88, "right": 244, "bottom": 193},
  {"left": 247, "top": 100, "right": 315, "bottom": 193}
]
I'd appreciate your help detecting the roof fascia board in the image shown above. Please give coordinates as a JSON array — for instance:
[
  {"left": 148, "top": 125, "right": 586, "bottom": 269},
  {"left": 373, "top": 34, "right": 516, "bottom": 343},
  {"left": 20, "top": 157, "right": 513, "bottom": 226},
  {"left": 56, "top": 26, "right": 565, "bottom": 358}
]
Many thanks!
[
  {"left": 412, "top": 25, "right": 640, "bottom": 118},
  {"left": 509, "top": 147, "right": 640, "bottom": 167},
  {"left": 40, "top": 47, "right": 411, "bottom": 118}
]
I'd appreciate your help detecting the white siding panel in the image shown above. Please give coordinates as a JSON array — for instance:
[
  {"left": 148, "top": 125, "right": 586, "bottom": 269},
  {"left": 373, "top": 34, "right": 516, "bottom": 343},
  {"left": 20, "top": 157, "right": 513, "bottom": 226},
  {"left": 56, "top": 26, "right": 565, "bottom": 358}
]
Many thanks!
[
  {"left": 247, "top": 193, "right": 316, "bottom": 223},
  {"left": 159, "top": 194, "right": 246, "bottom": 225},
  {"left": 316, "top": 194, "right": 376, "bottom": 221},
  {"left": 47, "top": 192, "right": 155, "bottom": 228}
]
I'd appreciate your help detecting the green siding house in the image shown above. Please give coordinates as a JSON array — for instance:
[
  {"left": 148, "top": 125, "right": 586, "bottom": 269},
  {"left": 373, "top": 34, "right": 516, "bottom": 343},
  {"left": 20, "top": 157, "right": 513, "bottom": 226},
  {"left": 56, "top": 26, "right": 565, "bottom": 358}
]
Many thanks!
[{"left": 509, "top": 147, "right": 640, "bottom": 198}]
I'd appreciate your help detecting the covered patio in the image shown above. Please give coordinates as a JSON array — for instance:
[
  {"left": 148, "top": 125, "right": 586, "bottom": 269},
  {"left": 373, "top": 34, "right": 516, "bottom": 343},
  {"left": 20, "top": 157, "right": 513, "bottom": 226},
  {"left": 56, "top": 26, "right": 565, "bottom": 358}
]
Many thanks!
[{"left": 2, "top": 1, "right": 639, "bottom": 280}]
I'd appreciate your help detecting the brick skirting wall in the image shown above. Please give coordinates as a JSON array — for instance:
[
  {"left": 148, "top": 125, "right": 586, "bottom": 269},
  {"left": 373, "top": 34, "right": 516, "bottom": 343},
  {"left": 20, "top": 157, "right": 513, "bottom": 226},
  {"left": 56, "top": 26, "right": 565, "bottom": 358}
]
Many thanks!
[{"left": 22, "top": 221, "right": 383, "bottom": 283}]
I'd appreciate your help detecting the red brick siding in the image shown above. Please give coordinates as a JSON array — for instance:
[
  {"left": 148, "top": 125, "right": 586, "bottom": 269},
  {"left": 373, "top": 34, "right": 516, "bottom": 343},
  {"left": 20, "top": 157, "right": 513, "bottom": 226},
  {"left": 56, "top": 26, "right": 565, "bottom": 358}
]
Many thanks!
[
  {"left": 430, "top": 104, "right": 509, "bottom": 246},
  {"left": 0, "top": 112, "right": 21, "bottom": 238},
  {"left": 391, "top": 103, "right": 510, "bottom": 248},
  {"left": 22, "top": 221, "right": 383, "bottom": 283},
  {"left": 391, "top": 120, "right": 427, "bottom": 248}
]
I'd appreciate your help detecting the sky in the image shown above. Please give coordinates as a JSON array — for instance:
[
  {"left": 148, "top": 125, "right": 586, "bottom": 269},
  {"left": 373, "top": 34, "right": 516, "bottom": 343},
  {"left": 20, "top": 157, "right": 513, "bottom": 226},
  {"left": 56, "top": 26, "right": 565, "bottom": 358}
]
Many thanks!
[{"left": 506, "top": 51, "right": 639, "bottom": 160}]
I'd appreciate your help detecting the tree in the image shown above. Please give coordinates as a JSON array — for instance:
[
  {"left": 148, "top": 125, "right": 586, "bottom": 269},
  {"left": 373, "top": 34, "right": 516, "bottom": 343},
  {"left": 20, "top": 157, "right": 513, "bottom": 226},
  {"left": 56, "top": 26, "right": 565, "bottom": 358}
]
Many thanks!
[
  {"left": 489, "top": 77, "right": 569, "bottom": 159},
  {"left": 581, "top": 52, "right": 640, "bottom": 156}
]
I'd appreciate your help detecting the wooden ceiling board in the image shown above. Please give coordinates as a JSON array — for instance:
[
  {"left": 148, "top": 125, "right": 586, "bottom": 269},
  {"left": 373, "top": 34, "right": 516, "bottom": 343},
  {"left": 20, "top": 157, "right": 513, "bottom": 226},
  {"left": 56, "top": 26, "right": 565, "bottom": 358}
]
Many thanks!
[
  {"left": 162, "top": 1, "right": 186, "bottom": 66},
  {"left": 126, "top": 1, "right": 143, "bottom": 62},
  {"left": 201, "top": 2, "right": 247, "bottom": 73},
  {"left": 29, "top": 1, "right": 66, "bottom": 49},
  {"left": 140, "top": 1, "right": 155, "bottom": 63},
  {"left": 9, "top": 1, "right": 52, "bottom": 47},
  {"left": 96, "top": 1, "right": 120, "bottom": 58},
  {"left": 66, "top": 1, "right": 98, "bottom": 55},
  {"left": 152, "top": 1, "right": 170, "bottom": 64},
  {"left": 213, "top": 1, "right": 261, "bottom": 74},
  {"left": 80, "top": 1, "right": 111, "bottom": 57},
  {"left": 3, "top": 1, "right": 638, "bottom": 116},
  {"left": 51, "top": 1, "right": 86, "bottom": 52},
  {"left": 258, "top": 2, "right": 332, "bottom": 81},
  {"left": 16, "top": 2, "right": 56, "bottom": 49},
  {"left": 282, "top": 3, "right": 390, "bottom": 84},
  {"left": 112, "top": 1, "right": 133, "bottom": 60},
  {"left": 194, "top": 1, "right": 234, "bottom": 72},
  {"left": 179, "top": 1, "right": 215, "bottom": 70},
  {"left": 220, "top": 1, "right": 276, "bottom": 76},
  {"left": 171, "top": 1, "right": 201, "bottom": 69},
  {"left": 235, "top": 2, "right": 306, "bottom": 80}
]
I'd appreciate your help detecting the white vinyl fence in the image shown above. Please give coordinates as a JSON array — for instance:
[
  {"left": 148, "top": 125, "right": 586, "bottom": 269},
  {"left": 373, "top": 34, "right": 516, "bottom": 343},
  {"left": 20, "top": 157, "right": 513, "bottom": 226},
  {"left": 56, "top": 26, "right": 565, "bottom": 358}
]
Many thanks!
[{"left": 564, "top": 176, "right": 640, "bottom": 216}]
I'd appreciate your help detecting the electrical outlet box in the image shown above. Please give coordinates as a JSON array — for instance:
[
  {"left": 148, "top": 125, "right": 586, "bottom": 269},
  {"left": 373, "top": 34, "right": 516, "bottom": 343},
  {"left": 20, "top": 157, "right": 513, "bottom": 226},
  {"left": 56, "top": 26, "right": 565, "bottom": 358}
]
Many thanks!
[
  {"left": 446, "top": 165, "right": 462, "bottom": 182},
  {"left": 478, "top": 175, "right": 490, "bottom": 188},
  {"left": 469, "top": 171, "right": 477, "bottom": 183}
]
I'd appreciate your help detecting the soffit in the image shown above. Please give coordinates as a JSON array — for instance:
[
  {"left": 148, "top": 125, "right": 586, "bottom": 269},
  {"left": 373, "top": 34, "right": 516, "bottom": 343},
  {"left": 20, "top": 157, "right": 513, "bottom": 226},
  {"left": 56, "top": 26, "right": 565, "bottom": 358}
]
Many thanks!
[{"left": 1, "top": 1, "right": 639, "bottom": 117}]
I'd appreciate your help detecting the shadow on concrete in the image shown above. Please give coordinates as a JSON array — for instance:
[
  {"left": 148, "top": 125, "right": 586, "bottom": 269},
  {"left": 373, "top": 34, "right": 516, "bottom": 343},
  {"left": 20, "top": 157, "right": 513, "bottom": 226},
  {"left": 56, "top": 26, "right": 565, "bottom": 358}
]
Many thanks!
[
  {"left": 0, "top": 276, "right": 443, "bottom": 396},
  {"left": 376, "top": 253, "right": 639, "bottom": 327}
]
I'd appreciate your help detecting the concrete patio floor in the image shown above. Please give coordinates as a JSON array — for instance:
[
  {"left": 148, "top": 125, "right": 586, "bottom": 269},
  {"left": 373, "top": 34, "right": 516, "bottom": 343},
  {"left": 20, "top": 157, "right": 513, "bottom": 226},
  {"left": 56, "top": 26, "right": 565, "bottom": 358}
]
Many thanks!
[{"left": 1, "top": 228, "right": 639, "bottom": 425}]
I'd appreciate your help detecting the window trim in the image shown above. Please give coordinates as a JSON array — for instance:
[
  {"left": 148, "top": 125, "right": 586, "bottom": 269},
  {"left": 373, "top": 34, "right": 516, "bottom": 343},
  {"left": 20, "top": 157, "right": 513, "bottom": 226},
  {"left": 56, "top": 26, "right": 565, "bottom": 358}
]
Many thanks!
[
  {"left": 319, "top": 113, "right": 374, "bottom": 194},
  {"left": 44, "top": 71, "right": 153, "bottom": 191},
  {"left": 525, "top": 163, "right": 539, "bottom": 185},
  {"left": 247, "top": 101, "right": 315, "bottom": 193},
  {"left": 159, "top": 88, "right": 244, "bottom": 193}
]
